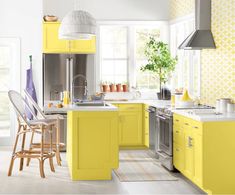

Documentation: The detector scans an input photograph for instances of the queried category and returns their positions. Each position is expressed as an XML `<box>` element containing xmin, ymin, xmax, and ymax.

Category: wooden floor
<box><xmin>0</xmin><ymin>147</ymin><xmax>205</xmax><ymax>194</ymax></box>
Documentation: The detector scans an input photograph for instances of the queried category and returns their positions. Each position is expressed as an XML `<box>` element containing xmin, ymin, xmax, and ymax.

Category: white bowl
<box><xmin>178</xmin><ymin>101</ymin><xmax>194</xmax><ymax>107</ymax></box>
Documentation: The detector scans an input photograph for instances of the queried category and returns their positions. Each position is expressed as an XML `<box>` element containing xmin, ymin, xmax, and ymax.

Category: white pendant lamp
<box><xmin>59</xmin><ymin>10</ymin><xmax>96</xmax><ymax>40</ymax></box>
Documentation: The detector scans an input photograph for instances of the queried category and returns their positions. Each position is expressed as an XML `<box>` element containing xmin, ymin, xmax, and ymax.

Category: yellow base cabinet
<box><xmin>43</xmin><ymin>22</ymin><xmax>96</xmax><ymax>54</ymax></box>
<box><xmin>173</xmin><ymin>113</ymin><xmax>235</xmax><ymax>194</ymax></box>
<box><xmin>114</xmin><ymin>103</ymin><xmax>149</xmax><ymax>148</ymax></box>
<box><xmin>67</xmin><ymin>111</ymin><xmax>119</xmax><ymax>180</ymax></box>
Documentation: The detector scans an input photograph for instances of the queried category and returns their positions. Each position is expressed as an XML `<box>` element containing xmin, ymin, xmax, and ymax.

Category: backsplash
<box><xmin>170</xmin><ymin>0</ymin><xmax>235</xmax><ymax>106</ymax></box>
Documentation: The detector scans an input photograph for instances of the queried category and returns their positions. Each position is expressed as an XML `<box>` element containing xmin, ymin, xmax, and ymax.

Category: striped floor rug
<box><xmin>114</xmin><ymin>150</ymin><xmax>178</xmax><ymax>182</ymax></box>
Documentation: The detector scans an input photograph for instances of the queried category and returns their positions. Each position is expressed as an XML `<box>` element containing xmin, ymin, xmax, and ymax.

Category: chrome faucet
<box><xmin>71</xmin><ymin>74</ymin><xmax>88</xmax><ymax>103</ymax></box>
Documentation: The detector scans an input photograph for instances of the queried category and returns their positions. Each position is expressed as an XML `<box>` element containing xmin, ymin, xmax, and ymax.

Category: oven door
<box><xmin>156</xmin><ymin>113</ymin><xmax>173</xmax><ymax>156</ymax></box>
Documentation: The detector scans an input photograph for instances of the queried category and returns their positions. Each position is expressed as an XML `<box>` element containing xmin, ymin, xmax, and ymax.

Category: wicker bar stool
<box><xmin>8</xmin><ymin>90</ymin><xmax>56</xmax><ymax>178</ymax></box>
<box><xmin>24</xmin><ymin>89</ymin><xmax>65</xmax><ymax>166</ymax></box>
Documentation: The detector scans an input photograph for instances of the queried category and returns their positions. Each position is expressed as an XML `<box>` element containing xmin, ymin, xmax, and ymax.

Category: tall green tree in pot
<box><xmin>141</xmin><ymin>37</ymin><xmax>177</xmax><ymax>99</ymax></box>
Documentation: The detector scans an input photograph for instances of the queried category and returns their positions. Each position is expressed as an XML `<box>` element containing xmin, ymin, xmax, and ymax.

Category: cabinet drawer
<box><xmin>191</xmin><ymin>120</ymin><xmax>203</xmax><ymax>135</ymax></box>
<box><xmin>173</xmin><ymin>114</ymin><xmax>183</xmax><ymax>126</ymax></box>
<box><xmin>118</xmin><ymin>104</ymin><xmax>142</xmax><ymax>112</ymax></box>
<box><xmin>173</xmin><ymin>128</ymin><xmax>184</xmax><ymax>146</ymax></box>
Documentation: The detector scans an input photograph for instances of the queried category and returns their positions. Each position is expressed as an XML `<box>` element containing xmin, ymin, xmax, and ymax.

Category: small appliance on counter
<box><xmin>216</xmin><ymin>98</ymin><xmax>234</xmax><ymax>114</ymax></box>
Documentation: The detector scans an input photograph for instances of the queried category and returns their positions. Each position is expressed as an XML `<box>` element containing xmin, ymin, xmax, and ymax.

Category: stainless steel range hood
<box><xmin>178</xmin><ymin>0</ymin><xmax>216</xmax><ymax>50</ymax></box>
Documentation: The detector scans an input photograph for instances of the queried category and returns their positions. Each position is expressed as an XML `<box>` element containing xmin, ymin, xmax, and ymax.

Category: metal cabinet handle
<box><xmin>184</xmin><ymin>123</ymin><xmax>189</xmax><ymax>126</ymax></box>
<box><xmin>193</xmin><ymin>126</ymin><xmax>199</xmax><ymax>129</ymax></box>
<box><xmin>188</xmin><ymin>136</ymin><xmax>193</xmax><ymax>147</ymax></box>
<box><xmin>175</xmin><ymin>119</ymin><xmax>179</xmax><ymax>122</ymax></box>
<box><xmin>176</xmin><ymin>130</ymin><xmax>179</xmax><ymax>133</ymax></box>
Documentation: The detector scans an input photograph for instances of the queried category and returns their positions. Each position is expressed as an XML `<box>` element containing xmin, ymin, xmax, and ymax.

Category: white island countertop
<box><xmin>173</xmin><ymin>109</ymin><xmax>235</xmax><ymax>122</ymax></box>
<box><xmin>44</xmin><ymin>103</ymin><xmax>118</xmax><ymax>114</ymax></box>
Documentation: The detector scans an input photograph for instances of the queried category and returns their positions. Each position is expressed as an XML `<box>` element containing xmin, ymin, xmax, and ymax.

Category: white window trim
<box><xmin>170</xmin><ymin>15</ymin><xmax>201</xmax><ymax>98</ymax></box>
<box><xmin>0</xmin><ymin>37</ymin><xmax>21</xmax><ymax>146</ymax></box>
<box><xmin>96</xmin><ymin>21</ymin><xmax>169</xmax><ymax>92</ymax></box>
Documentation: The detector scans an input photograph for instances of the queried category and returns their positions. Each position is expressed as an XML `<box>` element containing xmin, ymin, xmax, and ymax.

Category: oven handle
<box><xmin>156</xmin><ymin>114</ymin><xmax>167</xmax><ymax>120</ymax></box>
<box><xmin>146</xmin><ymin>109</ymin><xmax>155</xmax><ymax>113</ymax></box>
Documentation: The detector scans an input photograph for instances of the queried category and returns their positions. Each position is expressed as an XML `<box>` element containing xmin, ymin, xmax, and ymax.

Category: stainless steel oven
<box><xmin>156</xmin><ymin>108</ymin><xmax>173</xmax><ymax>170</ymax></box>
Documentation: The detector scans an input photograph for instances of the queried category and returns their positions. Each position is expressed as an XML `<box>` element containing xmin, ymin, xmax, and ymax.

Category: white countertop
<box><xmin>44</xmin><ymin>103</ymin><xmax>118</xmax><ymax>114</ymax></box>
<box><xmin>43</xmin><ymin>99</ymin><xmax>171</xmax><ymax>114</ymax></box>
<box><xmin>173</xmin><ymin>109</ymin><xmax>235</xmax><ymax>122</ymax></box>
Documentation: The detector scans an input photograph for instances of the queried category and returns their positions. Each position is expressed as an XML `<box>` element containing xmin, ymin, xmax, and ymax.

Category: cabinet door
<box><xmin>70</xmin><ymin>37</ymin><xmax>96</xmax><ymax>53</ymax></box>
<box><xmin>183</xmin><ymin>123</ymin><xmax>194</xmax><ymax>179</ymax></box>
<box><xmin>143</xmin><ymin>105</ymin><xmax>149</xmax><ymax>147</ymax></box>
<box><xmin>43</xmin><ymin>22</ymin><xmax>68</xmax><ymax>53</ymax></box>
<box><xmin>193</xmin><ymin>131</ymin><xmax>202</xmax><ymax>186</ymax></box>
<box><xmin>173</xmin><ymin>143</ymin><xmax>184</xmax><ymax>172</ymax></box>
<box><xmin>119</xmin><ymin>111</ymin><xmax>142</xmax><ymax>146</ymax></box>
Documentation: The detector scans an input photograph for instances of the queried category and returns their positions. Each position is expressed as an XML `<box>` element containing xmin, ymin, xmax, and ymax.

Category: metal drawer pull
<box><xmin>175</xmin><ymin>119</ymin><xmax>179</xmax><ymax>122</ymax></box>
<box><xmin>188</xmin><ymin>136</ymin><xmax>193</xmax><ymax>147</ymax></box>
<box><xmin>176</xmin><ymin>130</ymin><xmax>179</xmax><ymax>133</ymax></box>
<box><xmin>184</xmin><ymin>123</ymin><xmax>189</xmax><ymax>126</ymax></box>
<box><xmin>193</xmin><ymin>126</ymin><xmax>199</xmax><ymax>129</ymax></box>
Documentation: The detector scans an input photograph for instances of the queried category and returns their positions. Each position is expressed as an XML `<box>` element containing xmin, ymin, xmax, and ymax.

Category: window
<box><xmin>98</xmin><ymin>22</ymin><xmax>169</xmax><ymax>92</ymax></box>
<box><xmin>0</xmin><ymin>38</ymin><xmax>20</xmax><ymax>145</ymax></box>
<box><xmin>170</xmin><ymin>18</ymin><xmax>201</xmax><ymax>97</ymax></box>
<box><xmin>0</xmin><ymin>46</ymin><xmax>11</xmax><ymax>137</ymax></box>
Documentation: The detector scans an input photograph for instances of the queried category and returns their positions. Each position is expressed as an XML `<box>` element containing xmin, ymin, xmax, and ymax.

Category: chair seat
<box><xmin>29</xmin><ymin>119</ymin><xmax>57</xmax><ymax>126</ymax></box>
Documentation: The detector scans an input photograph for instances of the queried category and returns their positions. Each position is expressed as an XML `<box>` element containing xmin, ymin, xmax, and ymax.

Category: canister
<box><xmin>220</xmin><ymin>98</ymin><xmax>231</xmax><ymax>113</ymax></box>
<box><xmin>227</xmin><ymin>103</ymin><xmax>235</xmax><ymax>113</ymax></box>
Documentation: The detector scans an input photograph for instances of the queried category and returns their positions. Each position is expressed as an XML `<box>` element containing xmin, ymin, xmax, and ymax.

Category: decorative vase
<box><xmin>102</xmin><ymin>85</ymin><xmax>109</xmax><ymax>92</ymax></box>
<box><xmin>116</xmin><ymin>84</ymin><xmax>122</xmax><ymax>92</ymax></box>
<box><xmin>122</xmin><ymin>84</ymin><xmax>128</xmax><ymax>92</ymax></box>
<box><xmin>109</xmin><ymin>84</ymin><xmax>116</xmax><ymax>92</ymax></box>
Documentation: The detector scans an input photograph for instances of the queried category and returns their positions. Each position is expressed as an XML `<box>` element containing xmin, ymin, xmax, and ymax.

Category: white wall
<box><xmin>43</xmin><ymin>0</ymin><xmax>169</xmax><ymax>21</ymax></box>
<box><xmin>0</xmin><ymin>0</ymin><xmax>43</xmax><ymax>106</ymax></box>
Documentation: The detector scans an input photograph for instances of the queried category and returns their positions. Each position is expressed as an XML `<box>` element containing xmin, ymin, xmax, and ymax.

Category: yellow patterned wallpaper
<box><xmin>170</xmin><ymin>0</ymin><xmax>195</xmax><ymax>20</ymax></box>
<box><xmin>170</xmin><ymin>0</ymin><xmax>235</xmax><ymax>105</ymax></box>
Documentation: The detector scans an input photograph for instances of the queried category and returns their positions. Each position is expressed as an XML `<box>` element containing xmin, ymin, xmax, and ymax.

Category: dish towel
<box><xmin>25</xmin><ymin>55</ymin><xmax>38</xmax><ymax>120</ymax></box>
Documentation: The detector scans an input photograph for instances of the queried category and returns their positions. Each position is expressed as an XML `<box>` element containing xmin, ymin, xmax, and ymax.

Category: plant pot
<box><xmin>122</xmin><ymin>84</ymin><xmax>128</xmax><ymax>92</ymax></box>
<box><xmin>109</xmin><ymin>84</ymin><xmax>116</xmax><ymax>92</ymax></box>
<box><xmin>102</xmin><ymin>85</ymin><xmax>109</xmax><ymax>92</ymax></box>
<box><xmin>116</xmin><ymin>84</ymin><xmax>122</xmax><ymax>92</ymax></box>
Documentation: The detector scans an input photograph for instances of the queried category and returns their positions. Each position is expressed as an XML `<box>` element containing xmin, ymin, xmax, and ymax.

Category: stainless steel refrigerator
<box><xmin>43</xmin><ymin>53</ymin><xmax>89</xmax><ymax>103</ymax></box>
<box><xmin>43</xmin><ymin>53</ymin><xmax>89</xmax><ymax>149</ymax></box>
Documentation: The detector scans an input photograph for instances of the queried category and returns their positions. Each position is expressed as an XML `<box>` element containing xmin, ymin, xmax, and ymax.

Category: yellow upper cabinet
<box><xmin>43</xmin><ymin>22</ymin><xmax>96</xmax><ymax>54</ymax></box>
<box><xmin>43</xmin><ymin>22</ymin><xmax>68</xmax><ymax>53</ymax></box>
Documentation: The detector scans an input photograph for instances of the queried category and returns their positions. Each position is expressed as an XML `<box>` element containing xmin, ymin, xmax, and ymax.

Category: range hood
<box><xmin>178</xmin><ymin>0</ymin><xmax>216</xmax><ymax>50</ymax></box>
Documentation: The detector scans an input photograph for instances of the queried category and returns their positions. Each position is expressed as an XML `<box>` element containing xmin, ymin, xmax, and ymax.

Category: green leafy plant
<box><xmin>141</xmin><ymin>37</ymin><xmax>177</xmax><ymax>98</ymax></box>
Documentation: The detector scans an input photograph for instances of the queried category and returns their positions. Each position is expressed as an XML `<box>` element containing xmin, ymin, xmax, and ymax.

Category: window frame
<box><xmin>170</xmin><ymin>15</ymin><xmax>201</xmax><ymax>98</ymax></box>
<box><xmin>96</xmin><ymin>21</ymin><xmax>169</xmax><ymax>92</ymax></box>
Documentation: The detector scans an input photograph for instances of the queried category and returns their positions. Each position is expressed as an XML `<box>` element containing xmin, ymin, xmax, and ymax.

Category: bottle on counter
<box><xmin>63</xmin><ymin>91</ymin><xmax>70</xmax><ymax>105</ymax></box>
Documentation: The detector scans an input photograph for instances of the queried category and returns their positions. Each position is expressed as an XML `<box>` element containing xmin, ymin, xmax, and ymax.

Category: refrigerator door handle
<box><xmin>69</xmin><ymin>57</ymin><xmax>74</xmax><ymax>102</ymax></box>
<box><xmin>66</xmin><ymin>58</ymin><xmax>70</xmax><ymax>91</ymax></box>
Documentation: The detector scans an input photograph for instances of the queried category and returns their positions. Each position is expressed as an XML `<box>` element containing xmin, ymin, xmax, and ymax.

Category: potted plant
<box><xmin>116</xmin><ymin>83</ymin><xmax>122</xmax><ymax>92</ymax></box>
<box><xmin>101</xmin><ymin>81</ymin><xmax>109</xmax><ymax>92</ymax></box>
<box><xmin>141</xmin><ymin>37</ymin><xmax>177</xmax><ymax>100</ymax></box>
<box><xmin>109</xmin><ymin>83</ymin><xmax>116</xmax><ymax>92</ymax></box>
<box><xmin>122</xmin><ymin>82</ymin><xmax>128</xmax><ymax>92</ymax></box>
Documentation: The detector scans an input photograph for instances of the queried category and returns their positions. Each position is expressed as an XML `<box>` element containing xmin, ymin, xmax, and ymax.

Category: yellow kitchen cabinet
<box><xmin>115</xmin><ymin>104</ymin><xmax>145</xmax><ymax>147</ymax></box>
<box><xmin>119</xmin><ymin>110</ymin><xmax>142</xmax><ymax>146</ymax></box>
<box><xmin>143</xmin><ymin>104</ymin><xmax>149</xmax><ymax>147</ymax></box>
<box><xmin>43</xmin><ymin>22</ymin><xmax>68</xmax><ymax>53</ymax></box>
<box><xmin>67</xmin><ymin>111</ymin><xmax>119</xmax><ymax>180</ymax></box>
<box><xmin>43</xmin><ymin>22</ymin><xmax>96</xmax><ymax>53</ymax></box>
<box><xmin>173</xmin><ymin>113</ymin><xmax>235</xmax><ymax>194</ymax></box>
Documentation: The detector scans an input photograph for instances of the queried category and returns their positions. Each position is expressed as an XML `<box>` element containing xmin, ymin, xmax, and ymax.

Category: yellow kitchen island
<box><xmin>67</xmin><ymin>108</ymin><xmax>119</xmax><ymax>181</ymax></box>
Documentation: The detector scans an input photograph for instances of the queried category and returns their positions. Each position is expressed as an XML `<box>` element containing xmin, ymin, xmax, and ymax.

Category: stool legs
<box><xmin>49</xmin><ymin>125</ymin><xmax>55</xmax><ymax>172</ymax></box>
<box><xmin>26</xmin><ymin>131</ymin><xmax>35</xmax><ymax>166</ymax></box>
<box><xmin>8</xmin><ymin>123</ymin><xmax>22</xmax><ymax>176</ymax></box>
<box><xmin>19</xmin><ymin>125</ymin><xmax>27</xmax><ymax>171</ymax></box>
<box><xmin>56</xmin><ymin>120</ymin><xmax>62</xmax><ymax>166</ymax></box>
<box><xmin>39</xmin><ymin>125</ymin><xmax>45</xmax><ymax>178</ymax></box>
